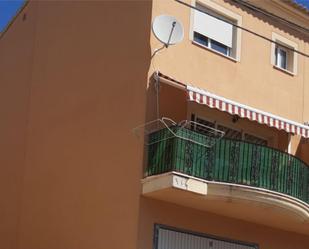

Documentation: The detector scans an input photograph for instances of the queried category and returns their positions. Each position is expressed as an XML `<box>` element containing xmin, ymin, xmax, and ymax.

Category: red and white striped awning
<box><xmin>155</xmin><ymin>72</ymin><xmax>309</xmax><ymax>138</ymax></box>
<box><xmin>187</xmin><ymin>85</ymin><xmax>309</xmax><ymax>138</ymax></box>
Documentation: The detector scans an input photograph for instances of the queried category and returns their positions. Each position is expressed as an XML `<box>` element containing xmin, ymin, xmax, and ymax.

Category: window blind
<box><xmin>193</xmin><ymin>6</ymin><xmax>233</xmax><ymax>48</ymax></box>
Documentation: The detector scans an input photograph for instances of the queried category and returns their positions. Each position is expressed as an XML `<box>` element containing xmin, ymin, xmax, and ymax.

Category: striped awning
<box><xmin>188</xmin><ymin>85</ymin><xmax>309</xmax><ymax>138</ymax></box>
<box><xmin>155</xmin><ymin>72</ymin><xmax>309</xmax><ymax>138</ymax></box>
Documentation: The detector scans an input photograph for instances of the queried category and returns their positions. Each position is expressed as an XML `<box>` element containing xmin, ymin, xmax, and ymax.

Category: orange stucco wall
<box><xmin>159</xmin><ymin>84</ymin><xmax>187</xmax><ymax>122</ymax></box>
<box><xmin>0</xmin><ymin>1</ymin><xmax>152</xmax><ymax>249</ymax></box>
<box><xmin>0</xmin><ymin>3</ymin><xmax>36</xmax><ymax>248</ymax></box>
<box><xmin>0</xmin><ymin>0</ymin><xmax>309</xmax><ymax>249</ymax></box>
<box><xmin>297</xmin><ymin>141</ymin><xmax>309</xmax><ymax>165</ymax></box>
<box><xmin>151</xmin><ymin>0</ymin><xmax>309</xmax><ymax>136</ymax></box>
<box><xmin>138</xmin><ymin>198</ymin><xmax>309</xmax><ymax>249</ymax></box>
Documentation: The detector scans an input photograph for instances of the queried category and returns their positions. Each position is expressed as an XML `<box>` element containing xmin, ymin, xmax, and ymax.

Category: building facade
<box><xmin>0</xmin><ymin>0</ymin><xmax>309</xmax><ymax>249</ymax></box>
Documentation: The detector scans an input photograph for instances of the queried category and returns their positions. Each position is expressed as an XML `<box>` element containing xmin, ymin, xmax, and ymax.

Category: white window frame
<box><xmin>190</xmin><ymin>0</ymin><xmax>242</xmax><ymax>61</ymax></box>
<box><xmin>271</xmin><ymin>32</ymin><xmax>298</xmax><ymax>75</ymax></box>
<box><xmin>193</xmin><ymin>33</ymin><xmax>232</xmax><ymax>57</ymax></box>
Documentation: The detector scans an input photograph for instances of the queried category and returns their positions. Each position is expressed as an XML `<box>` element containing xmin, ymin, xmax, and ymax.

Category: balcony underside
<box><xmin>142</xmin><ymin>172</ymin><xmax>309</xmax><ymax>235</ymax></box>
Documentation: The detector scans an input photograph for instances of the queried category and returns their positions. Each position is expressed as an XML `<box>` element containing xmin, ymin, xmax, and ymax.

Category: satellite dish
<box><xmin>152</xmin><ymin>15</ymin><xmax>184</xmax><ymax>47</ymax></box>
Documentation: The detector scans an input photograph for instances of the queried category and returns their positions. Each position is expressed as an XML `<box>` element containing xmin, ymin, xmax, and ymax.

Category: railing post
<box><xmin>251</xmin><ymin>145</ymin><xmax>261</xmax><ymax>186</ymax></box>
<box><xmin>270</xmin><ymin>151</ymin><xmax>279</xmax><ymax>191</ymax></box>
<box><xmin>229</xmin><ymin>140</ymin><xmax>240</xmax><ymax>183</ymax></box>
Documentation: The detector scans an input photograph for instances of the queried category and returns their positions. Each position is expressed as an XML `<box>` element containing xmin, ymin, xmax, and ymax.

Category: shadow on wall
<box><xmin>224</xmin><ymin>0</ymin><xmax>309</xmax><ymax>42</ymax></box>
<box><xmin>0</xmin><ymin>1</ymin><xmax>153</xmax><ymax>249</ymax></box>
<box><xmin>296</xmin><ymin>137</ymin><xmax>309</xmax><ymax>165</ymax></box>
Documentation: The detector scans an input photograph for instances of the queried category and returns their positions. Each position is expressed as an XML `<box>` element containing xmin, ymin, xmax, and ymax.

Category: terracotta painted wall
<box><xmin>150</xmin><ymin>0</ymin><xmax>309</xmax><ymax>125</ymax></box>
<box><xmin>159</xmin><ymin>84</ymin><xmax>187</xmax><ymax>122</ymax></box>
<box><xmin>141</xmin><ymin>1</ymin><xmax>309</xmax><ymax>247</ymax></box>
<box><xmin>0</xmin><ymin>0</ymin><xmax>308</xmax><ymax>249</ymax></box>
<box><xmin>302</xmin><ymin>41</ymin><xmax>309</xmax><ymax>125</ymax></box>
<box><xmin>0</xmin><ymin>3</ymin><xmax>37</xmax><ymax>248</ymax></box>
<box><xmin>297</xmin><ymin>140</ymin><xmax>309</xmax><ymax>165</ymax></box>
<box><xmin>138</xmin><ymin>197</ymin><xmax>309</xmax><ymax>249</ymax></box>
<box><xmin>0</xmin><ymin>1</ymin><xmax>152</xmax><ymax>249</ymax></box>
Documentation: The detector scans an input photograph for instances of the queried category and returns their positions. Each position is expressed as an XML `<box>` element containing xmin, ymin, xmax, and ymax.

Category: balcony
<box><xmin>142</xmin><ymin>126</ymin><xmax>309</xmax><ymax>234</ymax></box>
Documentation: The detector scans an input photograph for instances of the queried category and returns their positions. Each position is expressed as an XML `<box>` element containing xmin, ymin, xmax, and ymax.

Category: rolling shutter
<box><xmin>156</xmin><ymin>226</ymin><xmax>257</xmax><ymax>249</ymax></box>
<box><xmin>193</xmin><ymin>5</ymin><xmax>233</xmax><ymax>47</ymax></box>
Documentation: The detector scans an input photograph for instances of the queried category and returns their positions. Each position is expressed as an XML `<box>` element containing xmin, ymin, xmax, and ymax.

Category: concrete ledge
<box><xmin>142</xmin><ymin>173</ymin><xmax>207</xmax><ymax>195</ymax></box>
<box><xmin>142</xmin><ymin>172</ymin><xmax>309</xmax><ymax>235</ymax></box>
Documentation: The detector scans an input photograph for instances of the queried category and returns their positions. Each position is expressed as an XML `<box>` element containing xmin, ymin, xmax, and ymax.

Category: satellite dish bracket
<box><xmin>165</xmin><ymin>21</ymin><xmax>177</xmax><ymax>48</ymax></box>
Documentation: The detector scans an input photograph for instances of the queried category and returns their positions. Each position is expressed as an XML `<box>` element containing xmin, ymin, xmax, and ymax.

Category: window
<box><xmin>195</xmin><ymin>117</ymin><xmax>243</xmax><ymax>140</ymax></box>
<box><xmin>195</xmin><ymin>116</ymin><xmax>268</xmax><ymax>146</ymax></box>
<box><xmin>196</xmin><ymin>117</ymin><xmax>215</xmax><ymax>129</ymax></box>
<box><xmin>210</xmin><ymin>38</ymin><xmax>230</xmax><ymax>56</ymax></box>
<box><xmin>275</xmin><ymin>46</ymin><xmax>287</xmax><ymax>70</ymax></box>
<box><xmin>193</xmin><ymin>32</ymin><xmax>230</xmax><ymax>56</ymax></box>
<box><xmin>195</xmin><ymin>117</ymin><xmax>216</xmax><ymax>136</ymax></box>
<box><xmin>217</xmin><ymin>124</ymin><xmax>242</xmax><ymax>140</ymax></box>
<box><xmin>244</xmin><ymin>133</ymin><xmax>268</xmax><ymax>146</ymax></box>
<box><xmin>191</xmin><ymin>1</ymin><xmax>242</xmax><ymax>60</ymax></box>
<box><xmin>193</xmin><ymin>32</ymin><xmax>208</xmax><ymax>47</ymax></box>
<box><xmin>271</xmin><ymin>33</ymin><xmax>298</xmax><ymax>75</ymax></box>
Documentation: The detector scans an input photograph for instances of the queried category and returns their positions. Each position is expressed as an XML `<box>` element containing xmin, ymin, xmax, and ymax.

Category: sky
<box><xmin>296</xmin><ymin>0</ymin><xmax>309</xmax><ymax>9</ymax></box>
<box><xmin>0</xmin><ymin>0</ymin><xmax>25</xmax><ymax>32</ymax></box>
<box><xmin>0</xmin><ymin>0</ymin><xmax>308</xmax><ymax>32</ymax></box>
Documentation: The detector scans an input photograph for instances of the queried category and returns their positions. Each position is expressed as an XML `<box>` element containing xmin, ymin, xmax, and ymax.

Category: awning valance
<box><xmin>157</xmin><ymin>72</ymin><xmax>309</xmax><ymax>138</ymax></box>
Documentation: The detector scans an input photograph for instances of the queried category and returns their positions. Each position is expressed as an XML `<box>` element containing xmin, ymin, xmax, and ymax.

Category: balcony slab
<box><xmin>142</xmin><ymin>172</ymin><xmax>309</xmax><ymax>235</ymax></box>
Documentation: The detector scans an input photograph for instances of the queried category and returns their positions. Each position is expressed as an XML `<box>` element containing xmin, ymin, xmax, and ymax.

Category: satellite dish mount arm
<box><xmin>165</xmin><ymin>21</ymin><xmax>176</xmax><ymax>48</ymax></box>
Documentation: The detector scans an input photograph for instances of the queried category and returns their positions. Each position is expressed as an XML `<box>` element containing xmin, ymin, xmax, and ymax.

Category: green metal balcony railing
<box><xmin>146</xmin><ymin>126</ymin><xmax>309</xmax><ymax>203</ymax></box>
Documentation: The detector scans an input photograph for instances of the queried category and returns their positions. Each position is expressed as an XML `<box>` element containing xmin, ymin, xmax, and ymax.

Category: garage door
<box><xmin>155</xmin><ymin>225</ymin><xmax>258</xmax><ymax>249</ymax></box>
